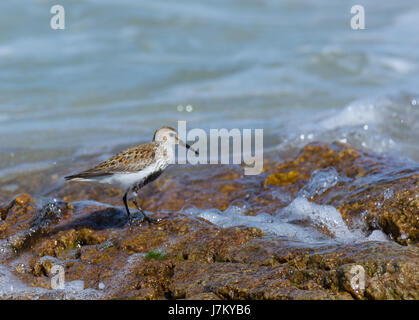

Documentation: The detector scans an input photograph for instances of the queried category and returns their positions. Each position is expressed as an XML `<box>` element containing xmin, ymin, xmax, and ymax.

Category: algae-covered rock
<box><xmin>0</xmin><ymin>141</ymin><xmax>418</xmax><ymax>300</ymax></box>
<box><xmin>264</xmin><ymin>142</ymin><xmax>419</xmax><ymax>244</ymax></box>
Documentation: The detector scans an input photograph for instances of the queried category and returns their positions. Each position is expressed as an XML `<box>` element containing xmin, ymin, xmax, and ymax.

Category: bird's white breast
<box><xmin>98</xmin><ymin>157</ymin><xmax>169</xmax><ymax>190</ymax></box>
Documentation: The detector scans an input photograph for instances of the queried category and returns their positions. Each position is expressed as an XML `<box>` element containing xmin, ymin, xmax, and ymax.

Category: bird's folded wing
<box><xmin>65</xmin><ymin>142</ymin><xmax>157</xmax><ymax>180</ymax></box>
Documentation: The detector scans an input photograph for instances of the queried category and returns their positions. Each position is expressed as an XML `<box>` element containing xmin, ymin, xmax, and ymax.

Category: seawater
<box><xmin>0</xmin><ymin>0</ymin><xmax>418</xmax><ymax>182</ymax></box>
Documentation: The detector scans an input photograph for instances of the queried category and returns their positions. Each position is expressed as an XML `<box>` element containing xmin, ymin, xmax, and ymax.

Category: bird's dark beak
<box><xmin>177</xmin><ymin>137</ymin><xmax>199</xmax><ymax>155</ymax></box>
<box><xmin>186</xmin><ymin>143</ymin><xmax>199</xmax><ymax>156</ymax></box>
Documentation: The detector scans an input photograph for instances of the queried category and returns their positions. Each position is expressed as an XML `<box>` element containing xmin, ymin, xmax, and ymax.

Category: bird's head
<box><xmin>153</xmin><ymin>126</ymin><xmax>199</xmax><ymax>155</ymax></box>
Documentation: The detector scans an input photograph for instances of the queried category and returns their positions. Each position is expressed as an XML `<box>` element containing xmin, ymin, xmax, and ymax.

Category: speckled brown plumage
<box><xmin>65</xmin><ymin>142</ymin><xmax>158</xmax><ymax>179</ymax></box>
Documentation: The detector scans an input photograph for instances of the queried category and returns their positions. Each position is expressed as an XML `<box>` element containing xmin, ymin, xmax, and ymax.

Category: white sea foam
<box><xmin>183</xmin><ymin>197</ymin><xmax>388</xmax><ymax>244</ymax></box>
<box><xmin>366</xmin><ymin>230</ymin><xmax>389</xmax><ymax>242</ymax></box>
<box><xmin>298</xmin><ymin>167</ymin><xmax>342</xmax><ymax>199</ymax></box>
<box><xmin>277</xmin><ymin>94</ymin><xmax>419</xmax><ymax>161</ymax></box>
<box><xmin>319</xmin><ymin>100</ymin><xmax>379</xmax><ymax>130</ymax></box>
<box><xmin>379</xmin><ymin>57</ymin><xmax>416</xmax><ymax>74</ymax></box>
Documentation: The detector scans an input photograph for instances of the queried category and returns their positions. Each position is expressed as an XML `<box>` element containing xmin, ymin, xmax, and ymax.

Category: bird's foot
<box><xmin>141</xmin><ymin>213</ymin><xmax>162</xmax><ymax>224</ymax></box>
<box><xmin>128</xmin><ymin>211</ymin><xmax>162</xmax><ymax>225</ymax></box>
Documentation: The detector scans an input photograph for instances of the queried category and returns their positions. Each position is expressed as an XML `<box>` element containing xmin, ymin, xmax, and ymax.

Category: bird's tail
<box><xmin>65</xmin><ymin>171</ymin><xmax>111</xmax><ymax>181</ymax></box>
<box><xmin>64</xmin><ymin>174</ymin><xmax>81</xmax><ymax>181</ymax></box>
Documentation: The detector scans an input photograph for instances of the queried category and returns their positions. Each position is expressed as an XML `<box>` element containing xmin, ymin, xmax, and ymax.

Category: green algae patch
<box><xmin>145</xmin><ymin>250</ymin><xmax>167</xmax><ymax>261</ymax></box>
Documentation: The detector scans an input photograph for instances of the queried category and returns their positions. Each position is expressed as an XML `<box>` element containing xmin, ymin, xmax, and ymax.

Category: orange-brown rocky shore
<box><xmin>0</xmin><ymin>142</ymin><xmax>418</xmax><ymax>299</ymax></box>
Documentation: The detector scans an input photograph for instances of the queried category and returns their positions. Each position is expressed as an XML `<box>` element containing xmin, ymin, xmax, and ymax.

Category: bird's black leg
<box><xmin>132</xmin><ymin>198</ymin><xmax>159</xmax><ymax>224</ymax></box>
<box><xmin>122</xmin><ymin>192</ymin><xmax>132</xmax><ymax>225</ymax></box>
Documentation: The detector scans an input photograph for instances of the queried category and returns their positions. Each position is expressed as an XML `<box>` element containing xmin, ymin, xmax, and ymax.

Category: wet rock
<box><xmin>4</xmin><ymin>194</ymin><xmax>416</xmax><ymax>300</ymax></box>
<box><xmin>337</xmin><ymin>187</ymin><xmax>418</xmax><ymax>245</ymax></box>
<box><xmin>168</xmin><ymin>225</ymin><xmax>264</xmax><ymax>263</ymax></box>
<box><xmin>186</xmin><ymin>292</ymin><xmax>220</xmax><ymax>300</ymax></box>
<box><xmin>0</xmin><ymin>193</ymin><xmax>36</xmax><ymax>224</ymax></box>
<box><xmin>0</xmin><ymin>142</ymin><xmax>418</xmax><ymax>299</ymax></box>
<box><xmin>0</xmin><ymin>196</ymin><xmax>74</xmax><ymax>258</ymax></box>
<box><xmin>264</xmin><ymin>142</ymin><xmax>419</xmax><ymax>244</ymax></box>
<box><xmin>264</xmin><ymin>142</ymin><xmax>365</xmax><ymax>189</ymax></box>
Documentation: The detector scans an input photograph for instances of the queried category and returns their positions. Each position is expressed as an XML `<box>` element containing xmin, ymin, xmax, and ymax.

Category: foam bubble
<box><xmin>298</xmin><ymin>167</ymin><xmax>342</xmax><ymax>199</ymax></box>
<box><xmin>281</xmin><ymin>197</ymin><xmax>364</xmax><ymax>242</ymax></box>
<box><xmin>366</xmin><ymin>230</ymin><xmax>389</xmax><ymax>242</ymax></box>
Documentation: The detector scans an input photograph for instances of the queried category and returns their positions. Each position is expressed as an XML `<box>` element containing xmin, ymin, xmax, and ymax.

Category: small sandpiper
<box><xmin>65</xmin><ymin>126</ymin><xmax>198</xmax><ymax>224</ymax></box>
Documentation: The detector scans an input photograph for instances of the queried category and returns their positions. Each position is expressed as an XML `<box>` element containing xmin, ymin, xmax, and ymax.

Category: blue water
<box><xmin>0</xmin><ymin>0</ymin><xmax>418</xmax><ymax>183</ymax></box>
<box><xmin>1</xmin><ymin>1</ymin><xmax>419</xmax><ymax>299</ymax></box>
